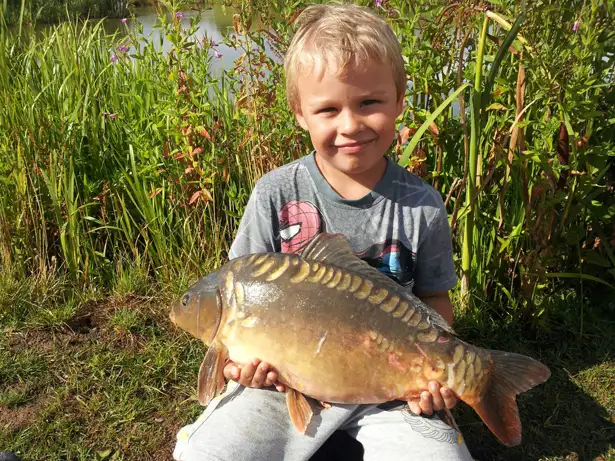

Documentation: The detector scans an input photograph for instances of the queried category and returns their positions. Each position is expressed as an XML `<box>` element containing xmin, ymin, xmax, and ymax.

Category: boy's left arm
<box><xmin>416</xmin><ymin>290</ymin><xmax>454</xmax><ymax>325</ymax></box>
<box><xmin>409</xmin><ymin>190</ymin><xmax>459</xmax><ymax>416</ymax></box>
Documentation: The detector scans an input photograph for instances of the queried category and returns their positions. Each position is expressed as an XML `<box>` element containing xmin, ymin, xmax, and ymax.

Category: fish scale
<box><xmin>170</xmin><ymin>233</ymin><xmax>551</xmax><ymax>447</ymax></box>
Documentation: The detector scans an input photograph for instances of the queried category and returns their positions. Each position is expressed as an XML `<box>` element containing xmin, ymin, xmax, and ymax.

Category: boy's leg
<box><xmin>343</xmin><ymin>403</ymin><xmax>475</xmax><ymax>461</ymax></box>
<box><xmin>173</xmin><ymin>381</ymin><xmax>361</xmax><ymax>461</ymax></box>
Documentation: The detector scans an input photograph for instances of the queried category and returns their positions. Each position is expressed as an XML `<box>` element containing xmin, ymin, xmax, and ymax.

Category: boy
<box><xmin>173</xmin><ymin>3</ymin><xmax>474</xmax><ymax>460</ymax></box>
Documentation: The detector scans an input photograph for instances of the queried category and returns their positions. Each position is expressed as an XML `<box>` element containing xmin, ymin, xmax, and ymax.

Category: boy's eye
<box><xmin>362</xmin><ymin>99</ymin><xmax>379</xmax><ymax>106</ymax></box>
<box><xmin>317</xmin><ymin>107</ymin><xmax>336</xmax><ymax>114</ymax></box>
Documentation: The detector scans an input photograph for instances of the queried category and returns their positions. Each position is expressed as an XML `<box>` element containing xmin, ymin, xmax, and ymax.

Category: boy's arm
<box><xmin>408</xmin><ymin>191</ymin><xmax>458</xmax><ymax>414</ymax></box>
<box><xmin>415</xmin><ymin>290</ymin><xmax>454</xmax><ymax>325</ymax></box>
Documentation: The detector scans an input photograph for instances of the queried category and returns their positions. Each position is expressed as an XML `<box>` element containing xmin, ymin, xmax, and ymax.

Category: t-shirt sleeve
<box><xmin>228</xmin><ymin>180</ymin><xmax>279</xmax><ymax>260</ymax></box>
<box><xmin>413</xmin><ymin>193</ymin><xmax>457</xmax><ymax>294</ymax></box>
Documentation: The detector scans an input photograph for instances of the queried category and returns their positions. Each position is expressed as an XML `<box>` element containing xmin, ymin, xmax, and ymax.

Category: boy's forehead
<box><xmin>296</xmin><ymin>52</ymin><xmax>389</xmax><ymax>83</ymax></box>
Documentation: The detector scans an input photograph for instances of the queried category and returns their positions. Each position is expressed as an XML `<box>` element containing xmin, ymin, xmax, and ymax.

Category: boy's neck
<box><xmin>314</xmin><ymin>153</ymin><xmax>387</xmax><ymax>201</ymax></box>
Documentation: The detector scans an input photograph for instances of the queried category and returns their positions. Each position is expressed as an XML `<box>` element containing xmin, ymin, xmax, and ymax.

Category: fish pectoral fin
<box><xmin>285</xmin><ymin>388</ymin><xmax>313</xmax><ymax>434</ymax></box>
<box><xmin>197</xmin><ymin>342</ymin><xmax>228</xmax><ymax>406</ymax></box>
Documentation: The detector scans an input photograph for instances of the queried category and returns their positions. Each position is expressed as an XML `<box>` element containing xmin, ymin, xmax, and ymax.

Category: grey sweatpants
<box><xmin>173</xmin><ymin>381</ymin><xmax>474</xmax><ymax>461</ymax></box>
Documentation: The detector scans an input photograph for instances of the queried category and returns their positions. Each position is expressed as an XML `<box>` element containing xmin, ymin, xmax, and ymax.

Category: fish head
<box><xmin>170</xmin><ymin>272</ymin><xmax>222</xmax><ymax>345</ymax></box>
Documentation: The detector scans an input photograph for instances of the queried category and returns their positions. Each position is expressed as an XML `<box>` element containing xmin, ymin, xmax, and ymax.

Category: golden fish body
<box><xmin>170</xmin><ymin>233</ymin><xmax>550</xmax><ymax>447</ymax></box>
<box><xmin>216</xmin><ymin>252</ymin><xmax>483</xmax><ymax>405</ymax></box>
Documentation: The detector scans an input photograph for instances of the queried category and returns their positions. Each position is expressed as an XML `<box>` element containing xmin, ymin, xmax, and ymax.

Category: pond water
<box><xmin>100</xmin><ymin>4</ymin><xmax>277</xmax><ymax>74</ymax></box>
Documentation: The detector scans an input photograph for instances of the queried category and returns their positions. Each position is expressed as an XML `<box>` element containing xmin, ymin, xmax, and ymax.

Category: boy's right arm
<box><xmin>222</xmin><ymin>181</ymin><xmax>287</xmax><ymax>391</ymax></box>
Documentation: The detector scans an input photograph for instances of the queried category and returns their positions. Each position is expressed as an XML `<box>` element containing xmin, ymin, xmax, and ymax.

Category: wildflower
<box><xmin>211</xmin><ymin>39</ymin><xmax>217</xmax><ymax>47</ymax></box>
<box><xmin>375</xmin><ymin>0</ymin><xmax>383</xmax><ymax>7</ymax></box>
<box><xmin>176</xmin><ymin>11</ymin><xmax>184</xmax><ymax>20</ymax></box>
<box><xmin>573</xmin><ymin>20</ymin><xmax>580</xmax><ymax>32</ymax></box>
<box><xmin>103</xmin><ymin>112</ymin><xmax>118</xmax><ymax>119</ymax></box>
<box><xmin>118</xmin><ymin>45</ymin><xmax>129</xmax><ymax>53</ymax></box>
<box><xmin>110</xmin><ymin>54</ymin><xmax>119</xmax><ymax>63</ymax></box>
<box><xmin>121</xmin><ymin>18</ymin><xmax>127</xmax><ymax>25</ymax></box>
<box><xmin>214</xmin><ymin>50</ymin><xmax>222</xmax><ymax>58</ymax></box>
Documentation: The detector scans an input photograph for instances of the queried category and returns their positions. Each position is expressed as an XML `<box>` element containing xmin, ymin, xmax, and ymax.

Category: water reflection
<box><xmin>102</xmin><ymin>5</ymin><xmax>275</xmax><ymax>74</ymax></box>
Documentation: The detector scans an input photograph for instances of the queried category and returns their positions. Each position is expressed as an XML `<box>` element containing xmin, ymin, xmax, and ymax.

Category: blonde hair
<box><xmin>284</xmin><ymin>3</ymin><xmax>406</xmax><ymax>113</ymax></box>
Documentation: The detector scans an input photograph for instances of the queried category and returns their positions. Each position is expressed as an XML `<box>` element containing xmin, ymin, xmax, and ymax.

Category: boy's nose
<box><xmin>339</xmin><ymin>109</ymin><xmax>362</xmax><ymax>134</ymax></box>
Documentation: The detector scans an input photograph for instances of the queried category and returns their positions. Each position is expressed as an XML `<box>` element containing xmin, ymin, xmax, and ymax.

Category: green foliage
<box><xmin>0</xmin><ymin>0</ymin><xmax>613</xmax><ymax>327</ymax></box>
<box><xmin>1</xmin><ymin>0</ymin><xmax>131</xmax><ymax>25</ymax></box>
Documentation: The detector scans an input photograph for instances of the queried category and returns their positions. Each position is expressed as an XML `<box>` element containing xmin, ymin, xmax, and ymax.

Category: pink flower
<box><xmin>103</xmin><ymin>112</ymin><xmax>118</xmax><ymax>119</ymax></box>
<box><xmin>214</xmin><ymin>50</ymin><xmax>222</xmax><ymax>58</ymax></box>
<box><xmin>375</xmin><ymin>0</ymin><xmax>383</xmax><ymax>7</ymax></box>
<box><xmin>118</xmin><ymin>45</ymin><xmax>129</xmax><ymax>53</ymax></box>
<box><xmin>110</xmin><ymin>54</ymin><xmax>119</xmax><ymax>63</ymax></box>
<box><xmin>573</xmin><ymin>20</ymin><xmax>580</xmax><ymax>32</ymax></box>
<box><xmin>176</xmin><ymin>12</ymin><xmax>184</xmax><ymax>20</ymax></box>
<box><xmin>121</xmin><ymin>18</ymin><xmax>127</xmax><ymax>25</ymax></box>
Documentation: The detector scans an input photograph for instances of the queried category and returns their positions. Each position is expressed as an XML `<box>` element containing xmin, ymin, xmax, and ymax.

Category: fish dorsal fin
<box><xmin>300</xmin><ymin>233</ymin><xmax>456</xmax><ymax>335</ymax></box>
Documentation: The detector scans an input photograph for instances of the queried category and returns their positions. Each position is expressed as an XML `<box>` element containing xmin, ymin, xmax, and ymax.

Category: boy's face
<box><xmin>294</xmin><ymin>57</ymin><xmax>403</xmax><ymax>180</ymax></box>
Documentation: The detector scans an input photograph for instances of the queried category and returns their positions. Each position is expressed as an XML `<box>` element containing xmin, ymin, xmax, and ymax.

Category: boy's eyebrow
<box><xmin>307</xmin><ymin>90</ymin><xmax>390</xmax><ymax>107</ymax></box>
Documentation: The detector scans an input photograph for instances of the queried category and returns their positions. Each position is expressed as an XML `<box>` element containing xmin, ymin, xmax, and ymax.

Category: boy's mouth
<box><xmin>335</xmin><ymin>139</ymin><xmax>375</xmax><ymax>153</ymax></box>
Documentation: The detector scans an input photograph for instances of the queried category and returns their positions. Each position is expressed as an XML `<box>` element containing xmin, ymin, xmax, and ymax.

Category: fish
<box><xmin>169</xmin><ymin>232</ymin><xmax>551</xmax><ymax>447</ymax></box>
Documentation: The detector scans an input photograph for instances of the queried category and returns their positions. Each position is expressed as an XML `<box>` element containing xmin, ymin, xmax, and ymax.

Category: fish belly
<box><xmin>221</xmin><ymin>312</ymin><xmax>435</xmax><ymax>404</ymax></box>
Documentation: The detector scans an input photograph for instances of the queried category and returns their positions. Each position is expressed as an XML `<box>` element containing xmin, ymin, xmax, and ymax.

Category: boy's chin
<box><xmin>315</xmin><ymin>150</ymin><xmax>387</xmax><ymax>180</ymax></box>
<box><xmin>332</xmin><ymin>158</ymin><xmax>386</xmax><ymax>178</ymax></box>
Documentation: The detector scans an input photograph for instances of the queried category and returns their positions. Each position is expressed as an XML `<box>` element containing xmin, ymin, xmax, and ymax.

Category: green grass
<box><xmin>0</xmin><ymin>280</ymin><xmax>613</xmax><ymax>461</ymax></box>
<box><xmin>0</xmin><ymin>290</ymin><xmax>205</xmax><ymax>460</ymax></box>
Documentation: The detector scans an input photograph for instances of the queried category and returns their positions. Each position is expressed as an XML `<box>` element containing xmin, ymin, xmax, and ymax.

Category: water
<box><xmin>101</xmin><ymin>4</ymin><xmax>277</xmax><ymax>73</ymax></box>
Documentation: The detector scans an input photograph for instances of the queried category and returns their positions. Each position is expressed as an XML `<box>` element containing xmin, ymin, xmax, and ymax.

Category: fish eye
<box><xmin>181</xmin><ymin>294</ymin><xmax>190</xmax><ymax>307</ymax></box>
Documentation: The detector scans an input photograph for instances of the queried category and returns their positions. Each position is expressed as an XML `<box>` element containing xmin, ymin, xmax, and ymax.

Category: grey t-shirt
<box><xmin>228</xmin><ymin>152</ymin><xmax>456</xmax><ymax>294</ymax></box>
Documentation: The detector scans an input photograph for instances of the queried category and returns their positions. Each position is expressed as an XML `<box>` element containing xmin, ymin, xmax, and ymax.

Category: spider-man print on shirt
<box><xmin>279</xmin><ymin>200</ymin><xmax>324</xmax><ymax>253</ymax></box>
<box><xmin>356</xmin><ymin>240</ymin><xmax>416</xmax><ymax>287</ymax></box>
<box><xmin>278</xmin><ymin>200</ymin><xmax>414</xmax><ymax>286</ymax></box>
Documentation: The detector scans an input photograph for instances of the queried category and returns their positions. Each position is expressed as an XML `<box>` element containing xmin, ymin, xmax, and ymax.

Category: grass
<box><xmin>0</xmin><ymin>279</ymin><xmax>613</xmax><ymax>461</ymax></box>
<box><xmin>0</xmin><ymin>288</ymin><xmax>205</xmax><ymax>460</ymax></box>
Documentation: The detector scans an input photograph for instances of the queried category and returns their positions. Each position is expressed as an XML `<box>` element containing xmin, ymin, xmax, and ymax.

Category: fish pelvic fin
<box><xmin>286</xmin><ymin>388</ymin><xmax>313</xmax><ymax>434</ymax></box>
<box><xmin>197</xmin><ymin>341</ymin><xmax>227</xmax><ymax>406</ymax></box>
<box><xmin>470</xmin><ymin>350</ymin><xmax>550</xmax><ymax>447</ymax></box>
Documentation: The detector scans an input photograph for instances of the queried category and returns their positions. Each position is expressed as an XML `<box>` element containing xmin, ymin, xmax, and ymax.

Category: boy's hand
<box><xmin>408</xmin><ymin>381</ymin><xmax>457</xmax><ymax>415</ymax></box>
<box><xmin>223</xmin><ymin>359</ymin><xmax>286</xmax><ymax>392</ymax></box>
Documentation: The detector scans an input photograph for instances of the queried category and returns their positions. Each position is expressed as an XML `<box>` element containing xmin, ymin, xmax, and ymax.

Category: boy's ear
<box><xmin>396</xmin><ymin>94</ymin><xmax>404</xmax><ymax>117</ymax></box>
<box><xmin>295</xmin><ymin>111</ymin><xmax>309</xmax><ymax>131</ymax></box>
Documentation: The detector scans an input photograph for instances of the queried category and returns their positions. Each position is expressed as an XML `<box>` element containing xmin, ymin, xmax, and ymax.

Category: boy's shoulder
<box><xmin>380</xmin><ymin>159</ymin><xmax>446</xmax><ymax>211</ymax></box>
<box><xmin>254</xmin><ymin>156</ymin><xmax>307</xmax><ymax>187</ymax></box>
<box><xmin>252</xmin><ymin>154</ymin><xmax>445</xmax><ymax>214</ymax></box>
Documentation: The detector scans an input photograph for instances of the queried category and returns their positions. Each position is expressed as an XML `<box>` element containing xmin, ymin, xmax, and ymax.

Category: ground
<box><xmin>0</xmin><ymin>289</ymin><xmax>613</xmax><ymax>460</ymax></box>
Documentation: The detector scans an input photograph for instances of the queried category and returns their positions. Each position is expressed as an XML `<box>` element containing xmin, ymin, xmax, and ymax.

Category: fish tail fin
<box><xmin>470</xmin><ymin>350</ymin><xmax>550</xmax><ymax>447</ymax></box>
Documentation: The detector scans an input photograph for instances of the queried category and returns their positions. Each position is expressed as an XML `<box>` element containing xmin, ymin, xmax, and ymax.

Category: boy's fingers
<box><xmin>408</xmin><ymin>400</ymin><xmax>421</xmax><ymax>415</ymax></box>
<box><xmin>264</xmin><ymin>370</ymin><xmax>278</xmax><ymax>387</ymax></box>
<box><xmin>251</xmin><ymin>361</ymin><xmax>270</xmax><ymax>387</ymax></box>
<box><xmin>275</xmin><ymin>382</ymin><xmax>286</xmax><ymax>392</ymax></box>
<box><xmin>237</xmin><ymin>361</ymin><xmax>257</xmax><ymax>386</ymax></box>
<box><xmin>223</xmin><ymin>362</ymin><xmax>238</xmax><ymax>380</ymax></box>
<box><xmin>428</xmin><ymin>381</ymin><xmax>445</xmax><ymax>411</ymax></box>
<box><xmin>441</xmin><ymin>387</ymin><xmax>458</xmax><ymax>409</ymax></box>
<box><xmin>419</xmin><ymin>391</ymin><xmax>433</xmax><ymax>415</ymax></box>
